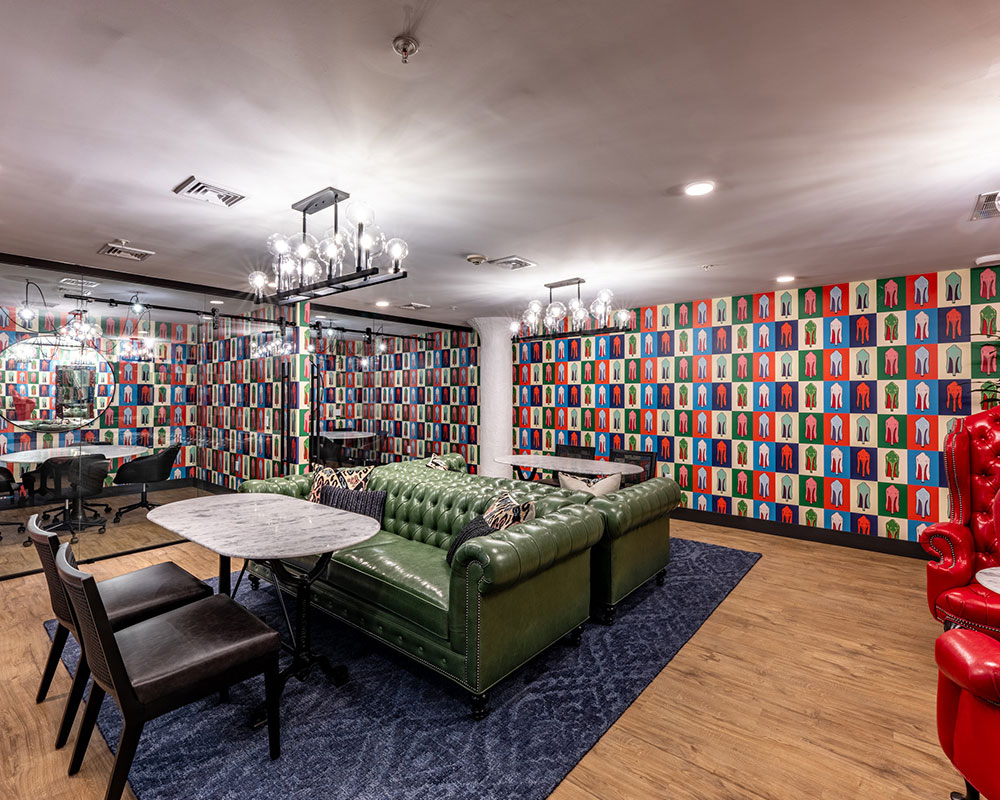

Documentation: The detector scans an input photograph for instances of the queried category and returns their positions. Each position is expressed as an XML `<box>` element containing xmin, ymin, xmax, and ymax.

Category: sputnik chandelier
<box><xmin>510</xmin><ymin>278</ymin><xmax>633</xmax><ymax>340</ymax></box>
<box><xmin>249</xmin><ymin>186</ymin><xmax>409</xmax><ymax>306</ymax></box>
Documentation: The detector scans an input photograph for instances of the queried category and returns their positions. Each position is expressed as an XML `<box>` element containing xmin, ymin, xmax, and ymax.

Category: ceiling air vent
<box><xmin>59</xmin><ymin>277</ymin><xmax>100</xmax><ymax>289</ymax></box>
<box><xmin>398</xmin><ymin>301</ymin><xmax>431</xmax><ymax>310</ymax></box>
<box><xmin>488</xmin><ymin>255</ymin><xmax>536</xmax><ymax>271</ymax></box>
<box><xmin>172</xmin><ymin>175</ymin><xmax>246</xmax><ymax>208</ymax></box>
<box><xmin>972</xmin><ymin>192</ymin><xmax>1000</xmax><ymax>221</ymax></box>
<box><xmin>97</xmin><ymin>239</ymin><xmax>155</xmax><ymax>261</ymax></box>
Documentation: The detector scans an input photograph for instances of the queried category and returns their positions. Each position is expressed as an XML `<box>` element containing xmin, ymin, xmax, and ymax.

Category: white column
<box><xmin>469</xmin><ymin>317</ymin><xmax>513</xmax><ymax>478</ymax></box>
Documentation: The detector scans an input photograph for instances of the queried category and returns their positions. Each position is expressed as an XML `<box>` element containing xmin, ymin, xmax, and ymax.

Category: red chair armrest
<box><xmin>936</xmin><ymin>629</ymin><xmax>1000</xmax><ymax>705</ymax></box>
<box><xmin>920</xmin><ymin>522</ymin><xmax>976</xmax><ymax>618</ymax></box>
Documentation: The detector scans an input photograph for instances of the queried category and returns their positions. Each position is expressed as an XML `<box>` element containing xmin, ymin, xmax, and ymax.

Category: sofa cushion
<box><xmin>558</xmin><ymin>472</ymin><xmax>622</xmax><ymax>496</ymax></box>
<box><xmin>483</xmin><ymin>491</ymin><xmax>535</xmax><ymax>529</ymax></box>
<box><xmin>426</xmin><ymin>454</ymin><xmax>451</xmax><ymax>471</ymax></box>
<box><xmin>446</xmin><ymin>515</ymin><xmax>492</xmax><ymax>566</ymax></box>
<box><xmin>329</xmin><ymin>537</ymin><xmax>451</xmax><ymax>639</ymax></box>
<box><xmin>320</xmin><ymin>486</ymin><xmax>387</xmax><ymax>522</ymax></box>
<box><xmin>307</xmin><ymin>465</ymin><xmax>375</xmax><ymax>503</ymax></box>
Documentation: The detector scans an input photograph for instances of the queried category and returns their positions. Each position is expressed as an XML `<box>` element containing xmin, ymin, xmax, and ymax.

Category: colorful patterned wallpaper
<box><xmin>315</xmin><ymin>329</ymin><xmax>480</xmax><ymax>470</ymax></box>
<box><xmin>512</xmin><ymin>268</ymin><xmax>998</xmax><ymax>541</ymax></box>
<box><xmin>0</xmin><ymin>310</ymin><xmax>198</xmax><ymax>482</ymax></box>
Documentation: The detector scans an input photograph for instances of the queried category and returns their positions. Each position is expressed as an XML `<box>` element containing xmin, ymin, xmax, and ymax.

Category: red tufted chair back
<box><xmin>947</xmin><ymin>408</ymin><xmax>1000</xmax><ymax>571</ymax></box>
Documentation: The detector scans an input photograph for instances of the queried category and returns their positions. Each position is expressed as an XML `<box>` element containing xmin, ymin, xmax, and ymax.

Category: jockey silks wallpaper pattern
<box><xmin>512</xmin><ymin>267</ymin><xmax>1000</xmax><ymax>540</ymax></box>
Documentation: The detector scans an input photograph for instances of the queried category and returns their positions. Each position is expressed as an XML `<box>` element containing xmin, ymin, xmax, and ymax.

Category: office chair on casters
<box><xmin>37</xmin><ymin>456</ymin><xmax>112</xmax><ymax>543</ymax></box>
<box><xmin>112</xmin><ymin>445</ymin><xmax>180</xmax><ymax>523</ymax></box>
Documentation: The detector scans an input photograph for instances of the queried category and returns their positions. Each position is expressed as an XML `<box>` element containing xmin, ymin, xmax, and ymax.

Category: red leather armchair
<box><xmin>936</xmin><ymin>629</ymin><xmax>1000</xmax><ymax>800</ymax></box>
<box><xmin>920</xmin><ymin>408</ymin><xmax>1000</xmax><ymax>636</ymax></box>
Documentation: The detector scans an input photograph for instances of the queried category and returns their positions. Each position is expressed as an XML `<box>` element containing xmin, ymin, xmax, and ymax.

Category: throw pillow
<box><xmin>427</xmin><ymin>454</ymin><xmax>451</xmax><ymax>471</ymax></box>
<box><xmin>558</xmin><ymin>471</ymin><xmax>622</xmax><ymax>497</ymax></box>
<box><xmin>446</xmin><ymin>515</ymin><xmax>493</xmax><ymax>566</ymax></box>
<box><xmin>307</xmin><ymin>465</ymin><xmax>375</xmax><ymax>503</ymax></box>
<box><xmin>319</xmin><ymin>486</ymin><xmax>387</xmax><ymax>523</ymax></box>
<box><xmin>482</xmin><ymin>491</ymin><xmax>536</xmax><ymax>530</ymax></box>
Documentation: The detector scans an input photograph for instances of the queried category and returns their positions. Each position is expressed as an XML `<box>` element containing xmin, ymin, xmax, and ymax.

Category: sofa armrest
<box><xmin>237</xmin><ymin>474</ymin><xmax>313</xmax><ymax>498</ymax></box>
<box><xmin>920</xmin><ymin>522</ymin><xmax>976</xmax><ymax>617</ymax></box>
<box><xmin>451</xmin><ymin>504</ymin><xmax>604</xmax><ymax>592</ymax></box>
<box><xmin>936</xmin><ymin>629</ymin><xmax>1000</xmax><ymax>704</ymax></box>
<box><xmin>587</xmin><ymin>476</ymin><xmax>682</xmax><ymax>540</ymax></box>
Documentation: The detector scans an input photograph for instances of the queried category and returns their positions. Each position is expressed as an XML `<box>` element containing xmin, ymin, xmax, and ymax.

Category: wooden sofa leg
<box><xmin>469</xmin><ymin>692</ymin><xmax>490</xmax><ymax>720</ymax></box>
<box><xmin>656</xmin><ymin>569</ymin><xmax>667</xmax><ymax>587</ymax></box>
<box><xmin>567</xmin><ymin>625</ymin><xmax>584</xmax><ymax>646</ymax></box>
<box><xmin>951</xmin><ymin>779</ymin><xmax>980</xmax><ymax>800</ymax></box>
<box><xmin>600</xmin><ymin>604</ymin><xmax>616</xmax><ymax>626</ymax></box>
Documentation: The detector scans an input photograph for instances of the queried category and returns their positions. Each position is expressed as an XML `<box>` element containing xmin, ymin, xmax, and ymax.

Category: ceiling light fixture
<box><xmin>511</xmin><ymin>278</ymin><xmax>633</xmax><ymax>341</ymax></box>
<box><xmin>209</xmin><ymin>300</ymin><xmax>225</xmax><ymax>305</ymax></box>
<box><xmin>776</xmin><ymin>275</ymin><xmax>795</xmax><ymax>283</ymax></box>
<box><xmin>253</xmin><ymin>186</ymin><xmax>409</xmax><ymax>306</ymax></box>
<box><xmin>683</xmin><ymin>180</ymin><xmax>716</xmax><ymax>196</ymax></box>
<box><xmin>375</xmin><ymin>300</ymin><xmax>390</xmax><ymax>308</ymax></box>
<box><xmin>129</xmin><ymin>293</ymin><xmax>145</xmax><ymax>314</ymax></box>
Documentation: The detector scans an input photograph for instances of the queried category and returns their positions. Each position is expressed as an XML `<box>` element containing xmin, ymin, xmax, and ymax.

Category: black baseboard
<box><xmin>671</xmin><ymin>507</ymin><xmax>927</xmax><ymax>559</ymax></box>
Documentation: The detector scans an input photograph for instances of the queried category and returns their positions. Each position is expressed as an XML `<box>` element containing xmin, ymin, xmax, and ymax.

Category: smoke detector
<box><xmin>97</xmin><ymin>239</ymin><xmax>155</xmax><ymax>261</ymax></box>
<box><xmin>971</xmin><ymin>192</ymin><xmax>1000</xmax><ymax>221</ymax></box>
<box><xmin>488</xmin><ymin>255</ymin><xmax>537</xmax><ymax>271</ymax></box>
<box><xmin>172</xmin><ymin>176</ymin><xmax>246</xmax><ymax>208</ymax></box>
<box><xmin>465</xmin><ymin>254</ymin><xmax>488</xmax><ymax>265</ymax></box>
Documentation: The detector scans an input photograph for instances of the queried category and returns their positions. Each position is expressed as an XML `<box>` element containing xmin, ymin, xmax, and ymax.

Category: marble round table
<box><xmin>321</xmin><ymin>431</ymin><xmax>375</xmax><ymax>441</ymax></box>
<box><xmin>976</xmin><ymin>567</ymin><xmax>1000</xmax><ymax>595</ymax></box>
<box><xmin>0</xmin><ymin>445</ymin><xmax>148</xmax><ymax>464</ymax></box>
<box><xmin>494</xmin><ymin>453</ymin><xmax>644</xmax><ymax>482</ymax></box>
<box><xmin>148</xmin><ymin>493</ymin><xmax>380</xmax><ymax>701</ymax></box>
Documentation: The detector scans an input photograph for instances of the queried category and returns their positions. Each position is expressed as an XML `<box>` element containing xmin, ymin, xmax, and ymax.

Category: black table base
<box><xmin>41</xmin><ymin>497</ymin><xmax>107</xmax><ymax>541</ymax></box>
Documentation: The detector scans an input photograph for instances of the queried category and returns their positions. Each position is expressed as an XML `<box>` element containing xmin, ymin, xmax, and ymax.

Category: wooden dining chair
<box><xmin>56</xmin><ymin>544</ymin><xmax>282</xmax><ymax>800</ymax></box>
<box><xmin>27</xmin><ymin>515</ymin><xmax>212</xmax><ymax>749</ymax></box>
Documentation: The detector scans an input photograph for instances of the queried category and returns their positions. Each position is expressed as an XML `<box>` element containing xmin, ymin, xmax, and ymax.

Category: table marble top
<box><xmin>494</xmin><ymin>453</ymin><xmax>644</xmax><ymax>476</ymax></box>
<box><xmin>976</xmin><ymin>567</ymin><xmax>1000</xmax><ymax>595</ymax></box>
<box><xmin>322</xmin><ymin>431</ymin><xmax>375</xmax><ymax>440</ymax></box>
<box><xmin>147</xmin><ymin>493</ymin><xmax>379</xmax><ymax>560</ymax></box>
<box><xmin>0</xmin><ymin>445</ymin><xmax>148</xmax><ymax>464</ymax></box>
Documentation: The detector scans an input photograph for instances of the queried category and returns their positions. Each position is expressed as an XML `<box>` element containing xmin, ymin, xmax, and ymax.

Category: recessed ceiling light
<box><xmin>375</xmin><ymin>300</ymin><xmax>390</xmax><ymax>307</ymax></box>
<box><xmin>776</xmin><ymin>275</ymin><xmax>795</xmax><ymax>283</ymax></box>
<box><xmin>683</xmin><ymin>180</ymin><xmax>716</xmax><ymax>196</ymax></box>
<box><xmin>209</xmin><ymin>300</ymin><xmax>224</xmax><ymax>305</ymax></box>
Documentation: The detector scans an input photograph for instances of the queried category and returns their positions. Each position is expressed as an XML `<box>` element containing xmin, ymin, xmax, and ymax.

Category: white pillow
<box><xmin>558</xmin><ymin>471</ymin><xmax>622</xmax><ymax>496</ymax></box>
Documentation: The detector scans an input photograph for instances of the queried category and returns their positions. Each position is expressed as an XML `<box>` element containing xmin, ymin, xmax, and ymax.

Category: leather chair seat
<box><xmin>115</xmin><ymin>594</ymin><xmax>280</xmax><ymax>705</ymax></box>
<box><xmin>100</xmin><ymin>561</ymin><xmax>213</xmax><ymax>630</ymax></box>
<box><xmin>937</xmin><ymin>583</ymin><xmax>1000</xmax><ymax>636</ymax></box>
<box><xmin>328</xmin><ymin>536</ymin><xmax>450</xmax><ymax>639</ymax></box>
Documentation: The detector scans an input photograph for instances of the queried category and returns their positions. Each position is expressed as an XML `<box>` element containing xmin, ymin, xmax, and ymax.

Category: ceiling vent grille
<box><xmin>96</xmin><ymin>240</ymin><xmax>155</xmax><ymax>261</ymax></box>
<box><xmin>58</xmin><ymin>277</ymin><xmax>100</xmax><ymax>289</ymax></box>
<box><xmin>398</xmin><ymin>301</ymin><xmax>430</xmax><ymax>310</ymax></box>
<box><xmin>172</xmin><ymin>176</ymin><xmax>246</xmax><ymax>208</ymax></box>
<box><xmin>972</xmin><ymin>192</ymin><xmax>1000</xmax><ymax>221</ymax></box>
<box><xmin>488</xmin><ymin>255</ymin><xmax>536</xmax><ymax>271</ymax></box>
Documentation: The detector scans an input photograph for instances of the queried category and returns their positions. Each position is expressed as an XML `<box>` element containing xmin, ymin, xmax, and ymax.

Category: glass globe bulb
<box><xmin>568</xmin><ymin>297</ymin><xmax>583</xmax><ymax>312</ymax></box>
<box><xmin>572</xmin><ymin>306</ymin><xmax>589</xmax><ymax>324</ymax></box>
<box><xmin>280</xmin><ymin>256</ymin><xmax>298</xmax><ymax>274</ymax></box>
<box><xmin>596</xmin><ymin>288</ymin><xmax>614</xmax><ymax>304</ymax></box>
<box><xmin>509</xmin><ymin>320</ymin><xmax>521</xmax><ymax>334</ymax></box>
<box><xmin>344</xmin><ymin>200</ymin><xmax>376</xmax><ymax>228</ymax></box>
<box><xmin>16</xmin><ymin>303</ymin><xmax>36</xmax><ymax>324</ymax></box>
<box><xmin>615</xmin><ymin>309</ymin><xmax>632</xmax><ymax>327</ymax></box>
<box><xmin>527</xmin><ymin>299</ymin><xmax>543</xmax><ymax>314</ymax></box>
<box><xmin>546</xmin><ymin>301</ymin><xmax>567</xmax><ymax>321</ymax></box>
<box><xmin>286</xmin><ymin>232</ymin><xmax>318</xmax><ymax>260</ymax></box>
<box><xmin>385</xmin><ymin>237</ymin><xmax>409</xmax><ymax>261</ymax></box>
<box><xmin>316</xmin><ymin>236</ymin><xmax>345</xmax><ymax>263</ymax></box>
<box><xmin>266</xmin><ymin>233</ymin><xmax>290</xmax><ymax>257</ymax></box>
<box><xmin>248</xmin><ymin>271</ymin><xmax>268</xmax><ymax>290</ymax></box>
<box><xmin>590</xmin><ymin>299</ymin><xmax>609</xmax><ymax>318</ymax></box>
<box><xmin>301</xmin><ymin>258</ymin><xmax>320</xmax><ymax>279</ymax></box>
<box><xmin>355</xmin><ymin>223</ymin><xmax>385</xmax><ymax>257</ymax></box>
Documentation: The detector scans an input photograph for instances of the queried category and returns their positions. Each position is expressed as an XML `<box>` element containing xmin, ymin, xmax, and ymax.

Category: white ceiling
<box><xmin>2</xmin><ymin>0</ymin><xmax>1000</xmax><ymax>325</ymax></box>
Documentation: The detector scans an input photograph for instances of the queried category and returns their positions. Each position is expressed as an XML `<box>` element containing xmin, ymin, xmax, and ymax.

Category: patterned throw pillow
<box><xmin>446</xmin><ymin>515</ymin><xmax>493</xmax><ymax>565</ymax></box>
<box><xmin>427</xmin><ymin>454</ymin><xmax>451</xmax><ymax>471</ymax></box>
<box><xmin>482</xmin><ymin>491</ymin><xmax>536</xmax><ymax>530</ymax></box>
<box><xmin>319</xmin><ymin>486</ymin><xmax>387</xmax><ymax>523</ymax></box>
<box><xmin>307</xmin><ymin>465</ymin><xmax>375</xmax><ymax>503</ymax></box>
<box><xmin>558</xmin><ymin>471</ymin><xmax>622</xmax><ymax>496</ymax></box>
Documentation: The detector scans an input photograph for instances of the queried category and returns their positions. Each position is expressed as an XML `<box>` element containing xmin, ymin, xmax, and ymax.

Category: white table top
<box><xmin>0</xmin><ymin>445</ymin><xmax>148</xmax><ymax>464</ymax></box>
<box><xmin>976</xmin><ymin>567</ymin><xmax>1000</xmax><ymax>595</ymax></box>
<box><xmin>147</xmin><ymin>493</ymin><xmax>380</xmax><ymax>560</ymax></box>
<box><xmin>494</xmin><ymin>453</ymin><xmax>644</xmax><ymax>476</ymax></box>
<box><xmin>322</xmin><ymin>431</ymin><xmax>375</xmax><ymax>440</ymax></box>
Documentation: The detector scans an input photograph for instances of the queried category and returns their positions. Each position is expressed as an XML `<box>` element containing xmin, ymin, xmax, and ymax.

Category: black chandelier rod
<box><xmin>62</xmin><ymin>293</ymin><xmax>295</xmax><ymax>327</ymax></box>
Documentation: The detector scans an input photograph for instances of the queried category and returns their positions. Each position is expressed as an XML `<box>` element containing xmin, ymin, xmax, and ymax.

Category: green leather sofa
<box><xmin>238</xmin><ymin>466</ymin><xmax>603</xmax><ymax>717</ymax></box>
<box><xmin>378</xmin><ymin>454</ymin><xmax>682</xmax><ymax>623</ymax></box>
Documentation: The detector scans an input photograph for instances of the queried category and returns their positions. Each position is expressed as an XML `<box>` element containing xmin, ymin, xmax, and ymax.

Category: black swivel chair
<box><xmin>27</xmin><ymin>516</ymin><xmax>211</xmax><ymax>749</ymax></box>
<box><xmin>0</xmin><ymin>467</ymin><xmax>26</xmax><ymax>541</ymax></box>
<box><xmin>56</xmin><ymin>544</ymin><xmax>281</xmax><ymax>800</ymax></box>
<box><xmin>38</xmin><ymin>456</ymin><xmax>111</xmax><ymax>542</ymax></box>
<box><xmin>111</xmin><ymin>445</ymin><xmax>180</xmax><ymax>524</ymax></box>
<box><xmin>609</xmin><ymin>448</ymin><xmax>656</xmax><ymax>486</ymax></box>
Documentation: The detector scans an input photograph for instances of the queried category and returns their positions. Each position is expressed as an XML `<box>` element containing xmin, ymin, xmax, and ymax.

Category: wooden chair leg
<box><xmin>37</xmin><ymin>624</ymin><xmax>69</xmax><ymax>703</ymax></box>
<box><xmin>104</xmin><ymin>717</ymin><xmax>144</xmax><ymax>800</ymax></box>
<box><xmin>265</xmin><ymin>662</ymin><xmax>281</xmax><ymax>760</ymax></box>
<box><xmin>56</xmin><ymin>657</ymin><xmax>90</xmax><ymax>749</ymax></box>
<box><xmin>68</xmin><ymin>684</ymin><xmax>105</xmax><ymax>776</ymax></box>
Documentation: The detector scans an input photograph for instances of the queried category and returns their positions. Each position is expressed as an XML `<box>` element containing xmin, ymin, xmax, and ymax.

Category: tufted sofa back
<box><xmin>948</xmin><ymin>409</ymin><xmax>1000</xmax><ymax>571</ymax></box>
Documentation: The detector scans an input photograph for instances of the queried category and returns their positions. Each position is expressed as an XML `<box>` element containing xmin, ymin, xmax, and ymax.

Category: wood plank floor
<box><xmin>0</xmin><ymin>520</ymin><xmax>960</xmax><ymax>800</ymax></box>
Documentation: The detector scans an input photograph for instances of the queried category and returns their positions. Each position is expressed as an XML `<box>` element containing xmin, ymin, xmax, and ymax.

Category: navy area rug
<box><xmin>47</xmin><ymin>538</ymin><xmax>759</xmax><ymax>800</ymax></box>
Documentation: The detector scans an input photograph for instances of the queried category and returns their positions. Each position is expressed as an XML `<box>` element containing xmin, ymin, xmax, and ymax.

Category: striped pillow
<box><xmin>483</xmin><ymin>491</ymin><xmax>535</xmax><ymax>530</ymax></box>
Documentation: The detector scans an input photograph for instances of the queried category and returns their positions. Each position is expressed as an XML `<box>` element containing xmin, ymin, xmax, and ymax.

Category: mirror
<box><xmin>0</xmin><ymin>334</ymin><xmax>116</xmax><ymax>432</ymax></box>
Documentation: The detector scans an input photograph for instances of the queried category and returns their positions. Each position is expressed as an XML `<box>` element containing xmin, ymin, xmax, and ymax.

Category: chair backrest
<box><xmin>117</xmin><ymin>444</ymin><xmax>180</xmax><ymax>484</ymax></box>
<box><xmin>555</xmin><ymin>443</ymin><xmax>594</xmax><ymax>460</ymax></box>
<box><xmin>610</xmin><ymin>448</ymin><xmax>655</xmax><ymax>486</ymax></box>
<box><xmin>55</xmin><ymin>544</ymin><xmax>133</xmax><ymax>702</ymax></box>
<box><xmin>946</xmin><ymin>409</ymin><xmax>1000</xmax><ymax>571</ymax></box>
<box><xmin>27</xmin><ymin>515</ymin><xmax>75</xmax><ymax>631</ymax></box>
<box><xmin>0</xmin><ymin>466</ymin><xmax>14</xmax><ymax>492</ymax></box>
<box><xmin>74</xmin><ymin>458</ymin><xmax>111</xmax><ymax>497</ymax></box>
